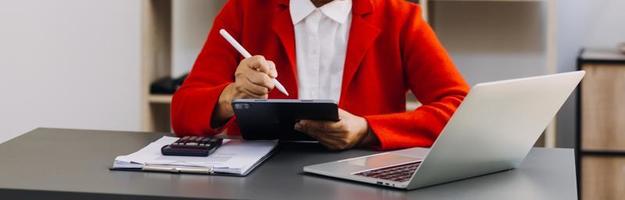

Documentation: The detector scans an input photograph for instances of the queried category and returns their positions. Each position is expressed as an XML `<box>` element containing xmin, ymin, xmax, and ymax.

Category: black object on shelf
<box><xmin>150</xmin><ymin>73</ymin><xmax>188</xmax><ymax>94</ymax></box>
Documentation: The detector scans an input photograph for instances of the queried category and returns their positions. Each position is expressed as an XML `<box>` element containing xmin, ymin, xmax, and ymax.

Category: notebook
<box><xmin>111</xmin><ymin>136</ymin><xmax>278</xmax><ymax>176</ymax></box>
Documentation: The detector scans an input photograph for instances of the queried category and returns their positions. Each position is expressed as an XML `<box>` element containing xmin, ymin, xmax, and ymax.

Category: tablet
<box><xmin>232</xmin><ymin>99</ymin><xmax>339</xmax><ymax>140</ymax></box>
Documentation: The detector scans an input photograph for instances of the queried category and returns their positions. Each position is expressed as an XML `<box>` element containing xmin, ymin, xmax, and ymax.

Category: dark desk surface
<box><xmin>0</xmin><ymin>128</ymin><xmax>577</xmax><ymax>200</ymax></box>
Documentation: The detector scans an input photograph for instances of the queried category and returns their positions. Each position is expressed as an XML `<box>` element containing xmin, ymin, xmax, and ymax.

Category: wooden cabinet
<box><xmin>578</xmin><ymin>48</ymin><xmax>625</xmax><ymax>200</ymax></box>
<box><xmin>581</xmin><ymin>65</ymin><xmax>625</xmax><ymax>151</ymax></box>
<box><xmin>582</xmin><ymin>156</ymin><xmax>625</xmax><ymax>200</ymax></box>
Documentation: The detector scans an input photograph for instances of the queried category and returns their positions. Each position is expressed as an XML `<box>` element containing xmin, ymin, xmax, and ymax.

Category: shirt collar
<box><xmin>290</xmin><ymin>0</ymin><xmax>352</xmax><ymax>25</ymax></box>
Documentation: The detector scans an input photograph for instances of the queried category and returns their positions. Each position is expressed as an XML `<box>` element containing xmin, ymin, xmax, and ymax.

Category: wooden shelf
<box><xmin>141</xmin><ymin>0</ymin><xmax>172</xmax><ymax>132</ymax></box>
<box><xmin>148</xmin><ymin>94</ymin><xmax>173</xmax><ymax>104</ymax></box>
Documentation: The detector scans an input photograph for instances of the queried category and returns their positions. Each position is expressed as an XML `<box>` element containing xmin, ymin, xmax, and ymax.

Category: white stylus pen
<box><xmin>219</xmin><ymin>29</ymin><xmax>289</xmax><ymax>96</ymax></box>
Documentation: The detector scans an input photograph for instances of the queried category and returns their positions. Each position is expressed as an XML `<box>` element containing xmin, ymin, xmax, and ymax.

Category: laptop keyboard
<box><xmin>353</xmin><ymin>161</ymin><xmax>421</xmax><ymax>182</ymax></box>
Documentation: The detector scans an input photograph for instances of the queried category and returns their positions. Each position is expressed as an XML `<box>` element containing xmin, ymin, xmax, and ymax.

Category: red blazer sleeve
<box><xmin>364</xmin><ymin>7</ymin><xmax>469</xmax><ymax>150</ymax></box>
<box><xmin>171</xmin><ymin>0</ymin><xmax>242</xmax><ymax>136</ymax></box>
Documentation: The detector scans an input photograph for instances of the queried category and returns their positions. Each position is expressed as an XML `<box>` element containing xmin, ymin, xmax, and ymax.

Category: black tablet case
<box><xmin>232</xmin><ymin>99</ymin><xmax>339</xmax><ymax>140</ymax></box>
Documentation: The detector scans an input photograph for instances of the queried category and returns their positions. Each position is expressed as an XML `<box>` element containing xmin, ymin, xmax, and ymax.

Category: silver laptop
<box><xmin>303</xmin><ymin>71</ymin><xmax>585</xmax><ymax>190</ymax></box>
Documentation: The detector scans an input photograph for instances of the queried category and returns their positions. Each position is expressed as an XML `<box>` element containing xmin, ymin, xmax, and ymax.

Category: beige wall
<box><xmin>0</xmin><ymin>0</ymin><xmax>142</xmax><ymax>143</ymax></box>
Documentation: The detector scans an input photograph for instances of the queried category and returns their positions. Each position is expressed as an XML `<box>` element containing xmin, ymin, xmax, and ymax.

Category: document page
<box><xmin>113</xmin><ymin>136</ymin><xmax>278</xmax><ymax>175</ymax></box>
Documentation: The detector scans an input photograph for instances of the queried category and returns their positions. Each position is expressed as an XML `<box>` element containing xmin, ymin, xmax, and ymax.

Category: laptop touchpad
<box><xmin>343</xmin><ymin>153</ymin><xmax>419</xmax><ymax>169</ymax></box>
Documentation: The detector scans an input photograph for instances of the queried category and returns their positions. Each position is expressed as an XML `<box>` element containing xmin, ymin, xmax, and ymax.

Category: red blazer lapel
<box><xmin>341</xmin><ymin>0</ymin><xmax>380</xmax><ymax>104</ymax></box>
<box><xmin>273</xmin><ymin>0</ymin><xmax>298</xmax><ymax>98</ymax></box>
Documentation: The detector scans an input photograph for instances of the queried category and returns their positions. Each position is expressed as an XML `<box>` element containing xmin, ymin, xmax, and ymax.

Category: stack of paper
<box><xmin>112</xmin><ymin>136</ymin><xmax>277</xmax><ymax>176</ymax></box>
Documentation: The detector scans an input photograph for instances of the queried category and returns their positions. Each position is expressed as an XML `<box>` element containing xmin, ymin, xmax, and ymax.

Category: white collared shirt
<box><xmin>290</xmin><ymin>0</ymin><xmax>352</xmax><ymax>103</ymax></box>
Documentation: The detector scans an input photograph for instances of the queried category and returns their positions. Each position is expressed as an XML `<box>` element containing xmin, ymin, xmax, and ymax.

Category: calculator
<box><xmin>161</xmin><ymin>136</ymin><xmax>223</xmax><ymax>157</ymax></box>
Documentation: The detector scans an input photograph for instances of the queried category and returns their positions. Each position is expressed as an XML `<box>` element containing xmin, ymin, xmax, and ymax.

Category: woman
<box><xmin>171</xmin><ymin>0</ymin><xmax>469</xmax><ymax>150</ymax></box>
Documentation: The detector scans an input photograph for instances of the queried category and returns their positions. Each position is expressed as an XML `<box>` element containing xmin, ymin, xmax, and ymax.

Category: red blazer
<box><xmin>171</xmin><ymin>0</ymin><xmax>469</xmax><ymax>150</ymax></box>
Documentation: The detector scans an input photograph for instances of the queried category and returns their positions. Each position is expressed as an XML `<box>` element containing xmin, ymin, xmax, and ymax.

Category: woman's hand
<box><xmin>295</xmin><ymin>109</ymin><xmax>378</xmax><ymax>150</ymax></box>
<box><xmin>212</xmin><ymin>55</ymin><xmax>277</xmax><ymax>127</ymax></box>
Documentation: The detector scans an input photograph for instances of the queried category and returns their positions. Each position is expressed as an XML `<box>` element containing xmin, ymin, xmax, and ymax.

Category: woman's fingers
<box><xmin>296</xmin><ymin>124</ymin><xmax>343</xmax><ymax>150</ymax></box>
<box><xmin>233</xmin><ymin>82</ymin><xmax>267</xmax><ymax>99</ymax></box>
<box><xmin>267</xmin><ymin>60</ymin><xmax>278</xmax><ymax>78</ymax></box>
<box><xmin>245</xmin><ymin>55</ymin><xmax>278</xmax><ymax>78</ymax></box>
<box><xmin>297</xmin><ymin>120</ymin><xmax>345</xmax><ymax>133</ymax></box>
<box><xmin>232</xmin><ymin>55</ymin><xmax>278</xmax><ymax>99</ymax></box>
<box><xmin>240</xmin><ymin>77</ymin><xmax>270</xmax><ymax>96</ymax></box>
<box><xmin>246</xmin><ymin>71</ymin><xmax>275</xmax><ymax>90</ymax></box>
<box><xmin>295</xmin><ymin>120</ymin><xmax>352</xmax><ymax>150</ymax></box>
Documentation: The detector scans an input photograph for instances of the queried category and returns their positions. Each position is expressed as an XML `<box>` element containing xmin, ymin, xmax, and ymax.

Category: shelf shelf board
<box><xmin>148</xmin><ymin>94</ymin><xmax>173</xmax><ymax>104</ymax></box>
